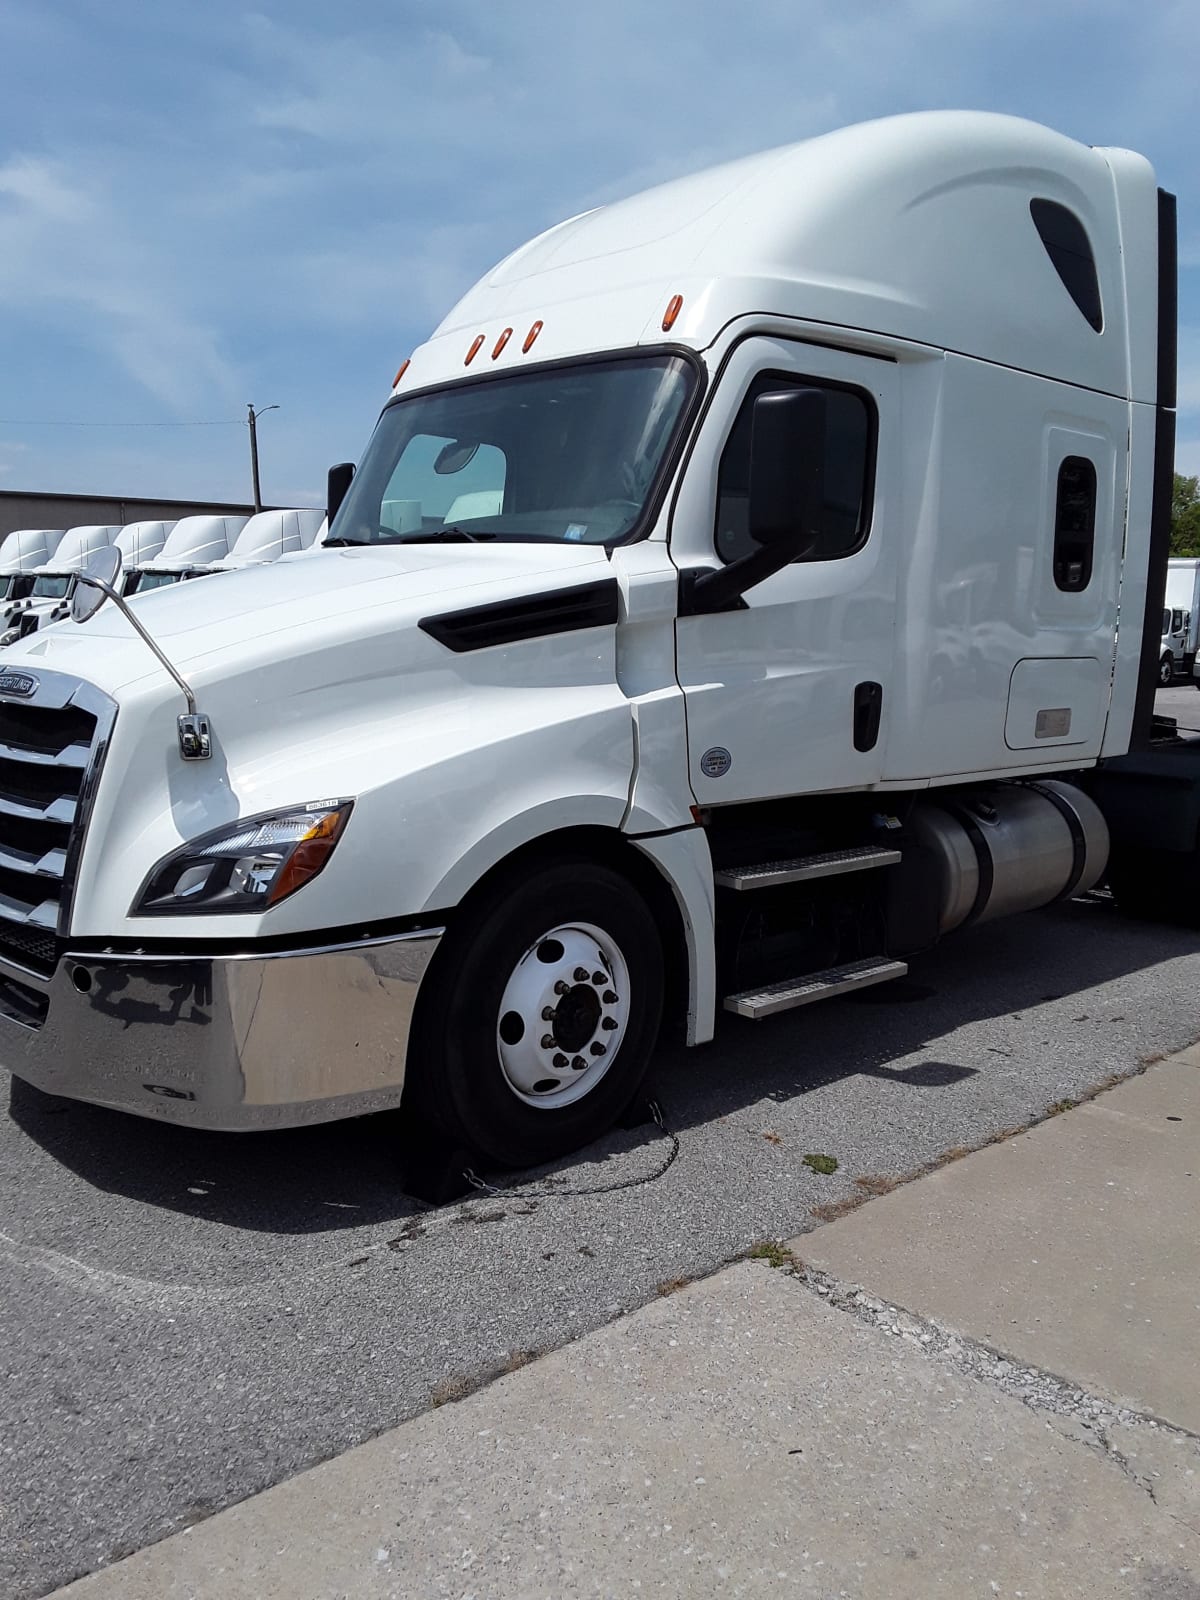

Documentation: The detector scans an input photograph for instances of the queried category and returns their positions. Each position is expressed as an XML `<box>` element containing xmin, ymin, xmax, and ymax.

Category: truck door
<box><xmin>670</xmin><ymin>338</ymin><xmax>898</xmax><ymax>805</ymax></box>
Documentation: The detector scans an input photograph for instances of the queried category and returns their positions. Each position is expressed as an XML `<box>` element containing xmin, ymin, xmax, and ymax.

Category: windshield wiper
<box><xmin>323</xmin><ymin>536</ymin><xmax>371</xmax><ymax>547</ymax></box>
<box><xmin>399</xmin><ymin>526</ymin><xmax>493</xmax><ymax>544</ymax></box>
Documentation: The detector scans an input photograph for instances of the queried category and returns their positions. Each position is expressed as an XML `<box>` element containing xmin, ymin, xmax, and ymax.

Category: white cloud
<box><xmin>0</xmin><ymin>155</ymin><xmax>97</xmax><ymax>222</ymax></box>
<box><xmin>0</xmin><ymin>153</ymin><xmax>241</xmax><ymax>414</ymax></box>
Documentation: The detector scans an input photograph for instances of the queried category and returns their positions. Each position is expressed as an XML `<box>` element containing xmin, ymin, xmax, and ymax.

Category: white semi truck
<box><xmin>133</xmin><ymin>514</ymin><xmax>250</xmax><ymax>591</ymax></box>
<box><xmin>0</xmin><ymin>530</ymin><xmax>65</xmax><ymax>604</ymax></box>
<box><xmin>1</xmin><ymin>526</ymin><xmax>120</xmax><ymax>642</ymax></box>
<box><xmin>0</xmin><ymin>111</ymin><xmax>1188</xmax><ymax>1169</ymax></box>
<box><xmin>22</xmin><ymin>521</ymin><xmax>177</xmax><ymax>633</ymax></box>
<box><xmin>221</xmin><ymin>508</ymin><xmax>325</xmax><ymax>568</ymax></box>
<box><xmin>129</xmin><ymin>510</ymin><xmax>321</xmax><ymax>591</ymax></box>
<box><xmin>1164</xmin><ymin>557</ymin><xmax>1200</xmax><ymax>682</ymax></box>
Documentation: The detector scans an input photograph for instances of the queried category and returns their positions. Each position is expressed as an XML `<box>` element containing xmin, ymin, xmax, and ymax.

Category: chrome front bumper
<box><xmin>0</xmin><ymin>929</ymin><xmax>442</xmax><ymax>1130</ymax></box>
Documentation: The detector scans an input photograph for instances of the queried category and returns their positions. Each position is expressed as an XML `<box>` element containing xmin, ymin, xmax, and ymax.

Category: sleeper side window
<box><xmin>1052</xmin><ymin>455</ymin><xmax>1097</xmax><ymax>593</ymax></box>
<box><xmin>715</xmin><ymin>373</ymin><xmax>874</xmax><ymax>565</ymax></box>
<box><xmin>1030</xmin><ymin>199</ymin><xmax>1103</xmax><ymax>333</ymax></box>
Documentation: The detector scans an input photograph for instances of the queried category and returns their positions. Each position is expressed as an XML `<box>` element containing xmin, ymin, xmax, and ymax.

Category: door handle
<box><xmin>853</xmin><ymin>681</ymin><xmax>883</xmax><ymax>752</ymax></box>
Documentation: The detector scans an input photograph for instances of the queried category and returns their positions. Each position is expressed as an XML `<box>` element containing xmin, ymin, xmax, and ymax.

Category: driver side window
<box><xmin>715</xmin><ymin>373</ymin><xmax>874</xmax><ymax>565</ymax></box>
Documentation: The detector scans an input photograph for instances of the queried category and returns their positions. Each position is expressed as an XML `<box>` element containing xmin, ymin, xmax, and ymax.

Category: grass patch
<box><xmin>430</xmin><ymin>1374</ymin><xmax>473</xmax><ymax>1408</ymax></box>
<box><xmin>747</xmin><ymin>1240</ymin><xmax>798</xmax><ymax>1270</ymax></box>
<box><xmin>802</xmin><ymin>1153</ymin><xmax>839</xmax><ymax>1176</ymax></box>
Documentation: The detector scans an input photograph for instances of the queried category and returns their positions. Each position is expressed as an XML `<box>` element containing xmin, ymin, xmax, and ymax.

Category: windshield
<box><xmin>132</xmin><ymin>570</ymin><xmax>185</xmax><ymax>592</ymax></box>
<box><xmin>329</xmin><ymin>354</ymin><xmax>696</xmax><ymax>547</ymax></box>
<box><xmin>30</xmin><ymin>574</ymin><xmax>73</xmax><ymax>600</ymax></box>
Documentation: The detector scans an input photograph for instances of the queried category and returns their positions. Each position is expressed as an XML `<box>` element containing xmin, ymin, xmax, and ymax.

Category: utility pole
<box><xmin>246</xmin><ymin>403</ymin><xmax>279</xmax><ymax>513</ymax></box>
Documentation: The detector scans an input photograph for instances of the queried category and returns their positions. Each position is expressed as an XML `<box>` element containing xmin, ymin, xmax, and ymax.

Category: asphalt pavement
<box><xmin>2</xmin><ymin>707</ymin><xmax>1199</xmax><ymax>1597</ymax></box>
<box><xmin>45</xmin><ymin>1049</ymin><xmax>1200</xmax><ymax>1600</ymax></box>
<box><xmin>1158</xmin><ymin>680</ymin><xmax>1200</xmax><ymax>730</ymax></box>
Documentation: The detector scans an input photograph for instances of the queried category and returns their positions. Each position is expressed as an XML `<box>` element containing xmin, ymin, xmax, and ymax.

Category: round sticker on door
<box><xmin>700</xmin><ymin>746</ymin><xmax>732</xmax><ymax>779</ymax></box>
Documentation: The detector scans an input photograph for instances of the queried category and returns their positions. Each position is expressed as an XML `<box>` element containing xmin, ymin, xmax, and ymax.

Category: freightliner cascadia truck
<box><xmin>0</xmin><ymin>111</ymin><xmax>1188</xmax><ymax>1169</ymax></box>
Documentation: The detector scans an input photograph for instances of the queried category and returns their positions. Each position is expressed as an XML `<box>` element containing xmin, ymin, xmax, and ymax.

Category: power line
<box><xmin>0</xmin><ymin>418</ymin><xmax>244</xmax><ymax>428</ymax></box>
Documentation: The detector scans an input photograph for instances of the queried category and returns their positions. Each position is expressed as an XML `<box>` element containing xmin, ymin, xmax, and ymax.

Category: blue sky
<box><xmin>0</xmin><ymin>0</ymin><xmax>1197</xmax><ymax>507</ymax></box>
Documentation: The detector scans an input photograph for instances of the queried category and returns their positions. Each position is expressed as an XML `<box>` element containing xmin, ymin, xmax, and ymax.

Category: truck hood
<box><xmin>6</xmin><ymin>541</ymin><xmax>614</xmax><ymax>694</ymax></box>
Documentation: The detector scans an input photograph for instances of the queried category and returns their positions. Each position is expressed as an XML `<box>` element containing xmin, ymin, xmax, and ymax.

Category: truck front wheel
<box><xmin>1159</xmin><ymin>652</ymin><xmax>1174</xmax><ymax>686</ymax></box>
<box><xmin>410</xmin><ymin>859</ymin><xmax>664</xmax><ymax>1168</ymax></box>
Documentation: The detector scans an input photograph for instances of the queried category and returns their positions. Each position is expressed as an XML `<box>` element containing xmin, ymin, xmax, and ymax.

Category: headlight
<box><xmin>133</xmin><ymin>801</ymin><xmax>353</xmax><ymax>915</ymax></box>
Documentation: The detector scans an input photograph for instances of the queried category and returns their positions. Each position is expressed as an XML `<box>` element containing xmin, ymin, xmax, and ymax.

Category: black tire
<box><xmin>1159</xmin><ymin>653</ymin><xmax>1174</xmax><ymax>686</ymax></box>
<box><xmin>409</xmin><ymin>858</ymin><xmax>663</xmax><ymax>1168</ymax></box>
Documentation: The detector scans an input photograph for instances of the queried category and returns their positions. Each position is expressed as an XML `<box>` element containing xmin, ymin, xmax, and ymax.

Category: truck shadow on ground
<box><xmin>8</xmin><ymin>894</ymin><xmax>1198</xmax><ymax>1235</ymax></box>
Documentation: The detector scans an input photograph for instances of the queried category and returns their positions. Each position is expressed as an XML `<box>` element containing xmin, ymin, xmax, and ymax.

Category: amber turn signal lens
<box><xmin>522</xmin><ymin>320</ymin><xmax>543</xmax><ymax>353</ymax></box>
<box><xmin>465</xmin><ymin>335</ymin><xmax>485</xmax><ymax>365</ymax></box>
<box><xmin>492</xmin><ymin>328</ymin><xmax>513</xmax><ymax>359</ymax></box>
<box><xmin>662</xmin><ymin>294</ymin><xmax>683</xmax><ymax>332</ymax></box>
<box><xmin>392</xmin><ymin>359</ymin><xmax>410</xmax><ymax>386</ymax></box>
<box><xmin>266</xmin><ymin>808</ymin><xmax>352</xmax><ymax>907</ymax></box>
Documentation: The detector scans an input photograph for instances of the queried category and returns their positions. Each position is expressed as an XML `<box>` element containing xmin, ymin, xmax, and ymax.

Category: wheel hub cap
<box><xmin>495</xmin><ymin>921</ymin><xmax>631</xmax><ymax>1109</ymax></box>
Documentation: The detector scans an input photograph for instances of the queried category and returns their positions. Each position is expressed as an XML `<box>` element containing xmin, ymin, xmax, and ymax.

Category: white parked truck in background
<box><xmin>1164</xmin><ymin>557</ymin><xmax>1200</xmax><ymax>682</ymax></box>
<box><xmin>0</xmin><ymin>530</ymin><xmax>65</xmax><ymax>605</ymax></box>
<box><xmin>0</xmin><ymin>111</ymin><xmax>1188</xmax><ymax>1169</ymax></box>
<box><xmin>221</xmin><ymin>508</ymin><xmax>325</xmax><ymax>568</ymax></box>
<box><xmin>1</xmin><ymin>526</ymin><xmax>120</xmax><ymax>641</ymax></box>
<box><xmin>129</xmin><ymin>510</ymin><xmax>322</xmax><ymax>589</ymax></box>
<box><xmin>1161</xmin><ymin>603</ymin><xmax>1188</xmax><ymax>684</ymax></box>
<box><xmin>26</xmin><ymin>521</ymin><xmax>177</xmax><ymax>632</ymax></box>
<box><xmin>132</xmin><ymin>514</ymin><xmax>249</xmax><ymax>591</ymax></box>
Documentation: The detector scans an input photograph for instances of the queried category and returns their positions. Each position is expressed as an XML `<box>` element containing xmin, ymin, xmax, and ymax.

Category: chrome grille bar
<box><xmin>0</xmin><ymin>668</ymin><xmax>115</xmax><ymax>975</ymax></box>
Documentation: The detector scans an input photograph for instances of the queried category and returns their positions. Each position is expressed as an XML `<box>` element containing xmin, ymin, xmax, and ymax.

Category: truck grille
<box><xmin>0</xmin><ymin>672</ymin><xmax>114</xmax><ymax>976</ymax></box>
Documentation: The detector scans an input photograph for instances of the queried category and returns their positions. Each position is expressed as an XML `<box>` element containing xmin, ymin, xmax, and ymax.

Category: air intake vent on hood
<box><xmin>419</xmin><ymin>579</ymin><xmax>619</xmax><ymax>653</ymax></box>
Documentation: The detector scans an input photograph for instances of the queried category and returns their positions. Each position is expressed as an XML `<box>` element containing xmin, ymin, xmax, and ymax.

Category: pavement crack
<box><xmin>783</xmin><ymin>1261</ymin><xmax>1200</xmax><ymax>1462</ymax></box>
<box><xmin>1084</xmin><ymin>1422</ymin><xmax>1161</xmax><ymax>1508</ymax></box>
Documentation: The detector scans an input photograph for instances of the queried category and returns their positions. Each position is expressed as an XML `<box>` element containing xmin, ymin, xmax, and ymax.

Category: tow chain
<box><xmin>459</xmin><ymin>1099</ymin><xmax>680</xmax><ymax>1203</ymax></box>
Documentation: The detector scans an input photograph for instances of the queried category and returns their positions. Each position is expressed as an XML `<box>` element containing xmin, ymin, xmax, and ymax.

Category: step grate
<box><xmin>714</xmin><ymin>845</ymin><xmax>901</xmax><ymax>892</ymax></box>
<box><xmin>724</xmin><ymin>957</ymin><xmax>909</xmax><ymax>1019</ymax></box>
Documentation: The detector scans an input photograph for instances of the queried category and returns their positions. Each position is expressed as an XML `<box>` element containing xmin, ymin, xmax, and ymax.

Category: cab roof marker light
<box><xmin>522</xmin><ymin>320</ymin><xmax>543</xmax><ymax>354</ymax></box>
<box><xmin>465</xmin><ymin>335</ymin><xmax>485</xmax><ymax>366</ymax></box>
<box><xmin>492</xmin><ymin>327</ymin><xmax>513</xmax><ymax>359</ymax></box>
<box><xmin>662</xmin><ymin>294</ymin><xmax>683</xmax><ymax>332</ymax></box>
<box><xmin>392</xmin><ymin>359</ymin><xmax>410</xmax><ymax>387</ymax></box>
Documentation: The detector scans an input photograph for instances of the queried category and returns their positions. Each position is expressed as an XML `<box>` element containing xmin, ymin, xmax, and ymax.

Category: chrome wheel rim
<box><xmin>494</xmin><ymin>921</ymin><xmax>630</xmax><ymax>1109</ymax></box>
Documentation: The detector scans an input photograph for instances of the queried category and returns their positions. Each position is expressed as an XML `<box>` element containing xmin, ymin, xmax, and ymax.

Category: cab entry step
<box><xmin>724</xmin><ymin>957</ymin><xmax>909</xmax><ymax>1019</ymax></box>
<box><xmin>714</xmin><ymin>846</ymin><xmax>901</xmax><ymax>892</ymax></box>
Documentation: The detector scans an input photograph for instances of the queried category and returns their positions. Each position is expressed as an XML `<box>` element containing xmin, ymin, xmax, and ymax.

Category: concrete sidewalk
<box><xmin>56</xmin><ymin>1048</ymin><xmax>1200</xmax><ymax>1600</ymax></box>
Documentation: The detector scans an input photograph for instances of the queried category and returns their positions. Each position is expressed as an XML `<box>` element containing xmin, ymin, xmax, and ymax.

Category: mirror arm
<box><xmin>678</xmin><ymin>538</ymin><xmax>800</xmax><ymax>617</ymax></box>
<box><xmin>75</xmin><ymin>576</ymin><xmax>198</xmax><ymax>716</ymax></box>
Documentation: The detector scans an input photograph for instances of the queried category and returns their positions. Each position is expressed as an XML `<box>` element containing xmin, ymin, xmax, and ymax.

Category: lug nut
<box><xmin>590</xmin><ymin>1042</ymin><xmax>606</xmax><ymax>1057</ymax></box>
<box><xmin>541</xmin><ymin>1034</ymin><xmax>556</xmax><ymax>1049</ymax></box>
<box><xmin>602</xmin><ymin>1017</ymin><xmax>618</xmax><ymax>1031</ymax></box>
<box><xmin>541</xmin><ymin>1006</ymin><xmax>556</xmax><ymax>1021</ymax></box>
<box><xmin>602</xmin><ymin>991</ymin><xmax>618</xmax><ymax>1005</ymax></box>
<box><xmin>554</xmin><ymin>980</ymin><xmax>570</xmax><ymax>995</ymax></box>
<box><xmin>571</xmin><ymin>1055</ymin><xmax>586</xmax><ymax>1071</ymax></box>
<box><xmin>553</xmin><ymin>1053</ymin><xmax>568</xmax><ymax>1069</ymax></box>
<box><xmin>592</xmin><ymin>971</ymin><xmax>606</xmax><ymax>985</ymax></box>
<box><xmin>574</xmin><ymin>967</ymin><xmax>589</xmax><ymax>982</ymax></box>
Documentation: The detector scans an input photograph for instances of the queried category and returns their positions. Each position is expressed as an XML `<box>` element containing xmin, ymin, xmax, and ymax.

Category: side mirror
<box><xmin>327</xmin><ymin>462</ymin><xmax>355</xmax><ymax>524</ymax></box>
<box><xmin>680</xmin><ymin>387</ymin><xmax>827</xmax><ymax>616</ymax></box>
<box><xmin>71</xmin><ymin>545</ymin><xmax>124</xmax><ymax>624</ymax></box>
